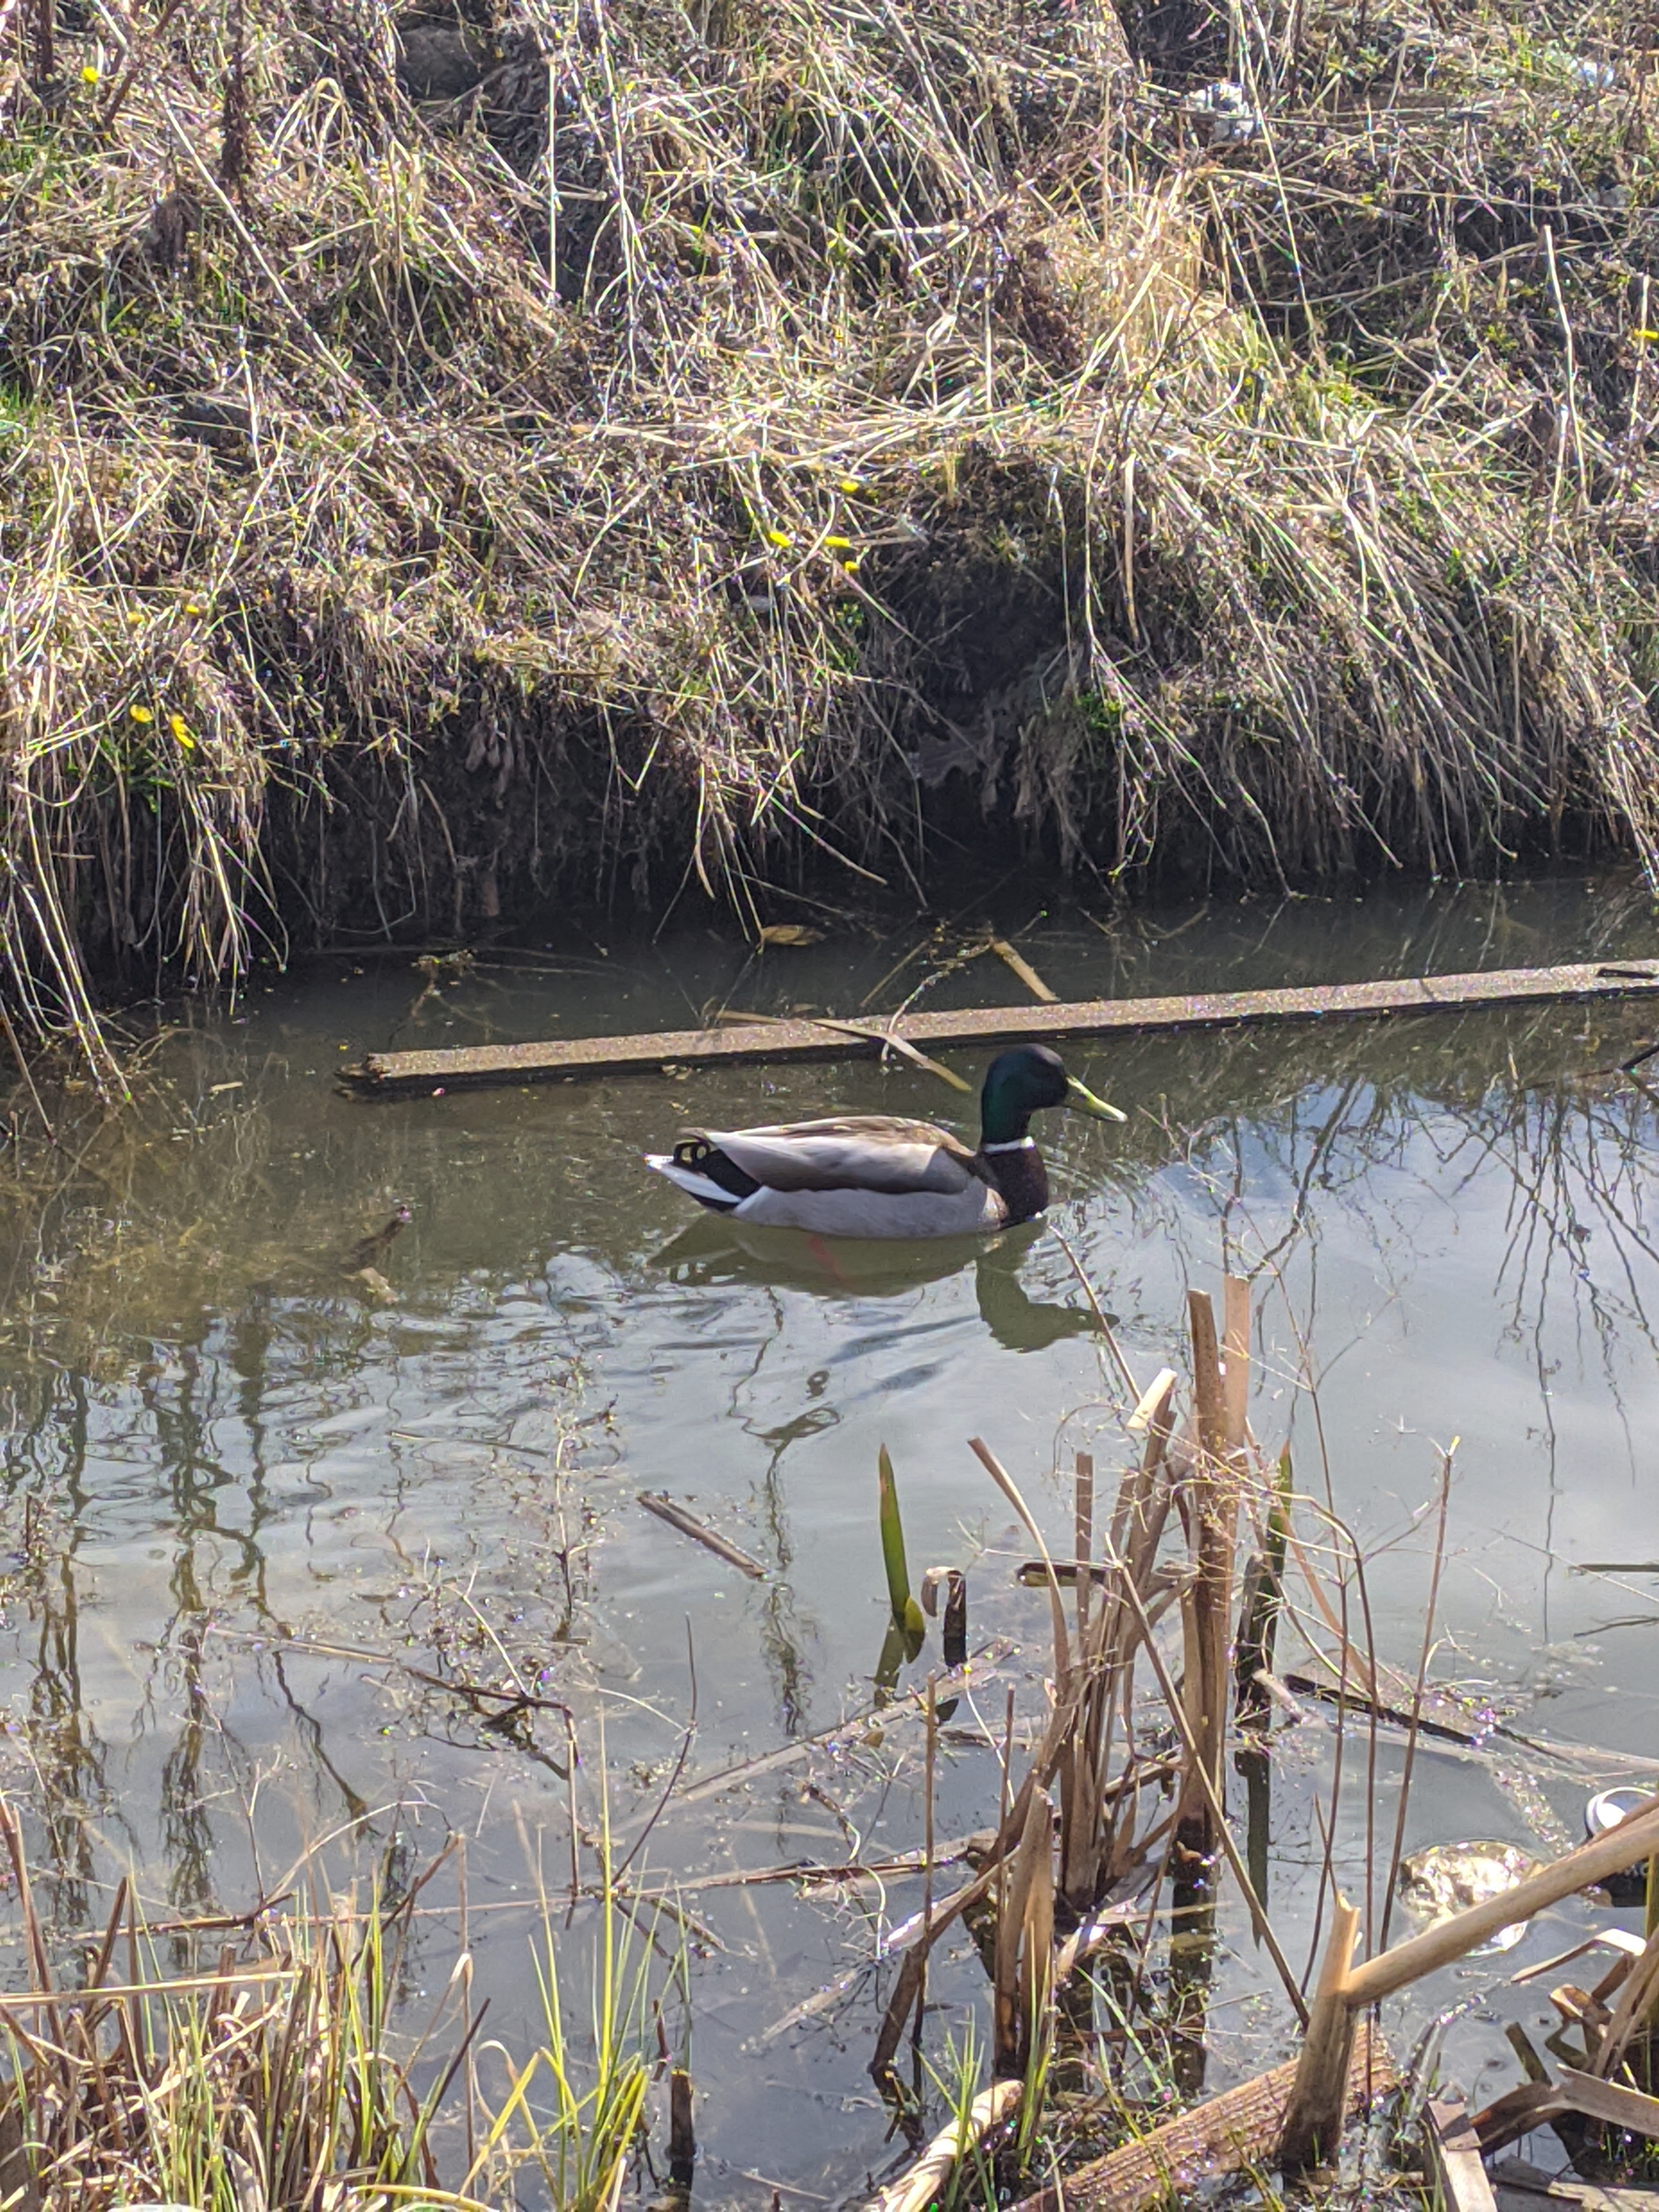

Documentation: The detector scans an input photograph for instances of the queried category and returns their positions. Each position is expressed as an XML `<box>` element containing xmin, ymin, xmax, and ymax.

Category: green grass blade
<box><xmin>877</xmin><ymin>1445</ymin><xmax>924</xmax><ymax>1635</ymax></box>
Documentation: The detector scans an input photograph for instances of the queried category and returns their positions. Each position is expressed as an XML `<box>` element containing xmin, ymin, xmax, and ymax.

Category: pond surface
<box><xmin>3</xmin><ymin>873</ymin><xmax>1659</xmax><ymax>2200</ymax></box>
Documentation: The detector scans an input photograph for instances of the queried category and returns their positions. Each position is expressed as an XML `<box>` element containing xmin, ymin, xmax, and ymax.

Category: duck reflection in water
<box><xmin>648</xmin><ymin>1215</ymin><xmax>1109</xmax><ymax>1354</ymax></box>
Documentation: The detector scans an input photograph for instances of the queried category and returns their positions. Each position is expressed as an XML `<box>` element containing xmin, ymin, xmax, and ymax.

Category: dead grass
<box><xmin>2</xmin><ymin>0</ymin><xmax>1659</xmax><ymax>1065</ymax></box>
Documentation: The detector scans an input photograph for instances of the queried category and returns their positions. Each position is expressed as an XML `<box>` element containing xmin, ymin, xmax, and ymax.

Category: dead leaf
<box><xmin>757</xmin><ymin>925</ymin><xmax>825</xmax><ymax>947</ymax></box>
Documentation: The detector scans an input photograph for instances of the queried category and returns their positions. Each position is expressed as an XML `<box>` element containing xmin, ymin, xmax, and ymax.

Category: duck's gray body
<box><xmin>646</xmin><ymin>1116</ymin><xmax>1039</xmax><ymax>1237</ymax></box>
<box><xmin>643</xmin><ymin>1044</ymin><xmax>1122</xmax><ymax>1241</ymax></box>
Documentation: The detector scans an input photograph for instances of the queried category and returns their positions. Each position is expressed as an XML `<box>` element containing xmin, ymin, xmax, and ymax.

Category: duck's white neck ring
<box><xmin>983</xmin><ymin>1136</ymin><xmax>1036</xmax><ymax>1154</ymax></box>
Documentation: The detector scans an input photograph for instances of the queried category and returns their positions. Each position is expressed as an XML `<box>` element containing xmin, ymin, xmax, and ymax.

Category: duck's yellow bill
<box><xmin>1067</xmin><ymin>1074</ymin><xmax>1128</xmax><ymax>1123</ymax></box>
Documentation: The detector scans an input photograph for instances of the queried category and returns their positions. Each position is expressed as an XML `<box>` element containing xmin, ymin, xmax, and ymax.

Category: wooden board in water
<box><xmin>1008</xmin><ymin>2019</ymin><xmax>1395</xmax><ymax>2212</ymax></box>
<box><xmin>340</xmin><ymin>960</ymin><xmax>1659</xmax><ymax>1095</ymax></box>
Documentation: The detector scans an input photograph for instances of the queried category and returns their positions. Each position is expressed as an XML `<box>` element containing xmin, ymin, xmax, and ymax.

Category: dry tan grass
<box><xmin>2</xmin><ymin>0</ymin><xmax>1658</xmax><ymax>1064</ymax></box>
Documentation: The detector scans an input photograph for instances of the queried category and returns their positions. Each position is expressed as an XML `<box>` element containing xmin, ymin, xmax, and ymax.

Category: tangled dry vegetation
<box><xmin>2</xmin><ymin>0</ymin><xmax>1659</xmax><ymax>1060</ymax></box>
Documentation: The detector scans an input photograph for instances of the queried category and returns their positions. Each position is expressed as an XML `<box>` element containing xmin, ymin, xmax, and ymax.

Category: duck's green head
<box><xmin>979</xmin><ymin>1044</ymin><xmax>1128</xmax><ymax>1144</ymax></box>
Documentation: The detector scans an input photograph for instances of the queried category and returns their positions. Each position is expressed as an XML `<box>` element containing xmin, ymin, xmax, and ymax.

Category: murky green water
<box><xmin>4</xmin><ymin>873</ymin><xmax>1659</xmax><ymax>2198</ymax></box>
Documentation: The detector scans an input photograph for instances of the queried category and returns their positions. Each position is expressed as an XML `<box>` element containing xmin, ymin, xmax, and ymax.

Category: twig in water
<box><xmin>988</xmin><ymin>937</ymin><xmax>1057</xmax><ymax>1003</ymax></box>
<box><xmin>613</xmin><ymin>1618</ymin><xmax>698</xmax><ymax>1883</ymax></box>
<box><xmin>1051</xmin><ymin>1228</ymin><xmax>1138</xmax><ymax>1399</ymax></box>
<box><xmin>637</xmin><ymin>1491</ymin><xmax>768</xmax><ymax>1579</ymax></box>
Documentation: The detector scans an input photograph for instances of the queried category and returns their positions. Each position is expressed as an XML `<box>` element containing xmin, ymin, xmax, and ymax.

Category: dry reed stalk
<box><xmin>1233</xmin><ymin>1445</ymin><xmax>1290</xmax><ymax>1727</ymax></box>
<box><xmin>868</xmin><ymin>2079</ymin><xmax>1021</xmax><ymax>2212</ymax></box>
<box><xmin>1282</xmin><ymin>1800</ymin><xmax>1659</xmax><ymax>2167</ymax></box>
<box><xmin>991</xmin><ymin>1783</ymin><xmax>1055</xmax><ymax>2076</ymax></box>
<box><xmin>1173</xmin><ymin>1288</ymin><xmax>1239</xmax><ymax>1862</ymax></box>
<box><xmin>1278</xmin><ymin>1894</ymin><xmax>1361</xmax><ymax>2171</ymax></box>
<box><xmin>4</xmin><ymin>0</ymin><xmax>1659</xmax><ymax>1064</ymax></box>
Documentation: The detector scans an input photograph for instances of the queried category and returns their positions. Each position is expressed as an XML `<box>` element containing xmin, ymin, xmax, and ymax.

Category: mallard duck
<box><xmin>644</xmin><ymin>1043</ymin><xmax>1125</xmax><ymax>1238</ymax></box>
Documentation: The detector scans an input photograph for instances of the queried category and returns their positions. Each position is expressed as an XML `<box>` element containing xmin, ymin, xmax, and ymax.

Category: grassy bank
<box><xmin>3</xmin><ymin>0</ymin><xmax>1659</xmax><ymax>1059</ymax></box>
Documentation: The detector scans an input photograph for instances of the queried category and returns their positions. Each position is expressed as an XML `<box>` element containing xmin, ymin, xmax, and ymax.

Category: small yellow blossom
<box><xmin>823</xmin><ymin>535</ymin><xmax>853</xmax><ymax>550</ymax></box>
<box><xmin>1637</xmin><ymin>328</ymin><xmax>1659</xmax><ymax>343</ymax></box>
<box><xmin>126</xmin><ymin>609</ymin><xmax>143</xmax><ymax>625</ymax></box>
<box><xmin>128</xmin><ymin>703</ymin><xmax>153</xmax><ymax>724</ymax></box>
<box><xmin>762</xmin><ymin>528</ymin><xmax>792</xmax><ymax>549</ymax></box>
<box><xmin>80</xmin><ymin>63</ymin><xmax>99</xmax><ymax>83</ymax></box>
<box><xmin>169</xmin><ymin>714</ymin><xmax>194</xmax><ymax>749</ymax></box>
<box><xmin>840</xmin><ymin>557</ymin><xmax>861</xmax><ymax>574</ymax></box>
<box><xmin>184</xmin><ymin>601</ymin><xmax>204</xmax><ymax>615</ymax></box>
<box><xmin>838</xmin><ymin>478</ymin><xmax>864</xmax><ymax>493</ymax></box>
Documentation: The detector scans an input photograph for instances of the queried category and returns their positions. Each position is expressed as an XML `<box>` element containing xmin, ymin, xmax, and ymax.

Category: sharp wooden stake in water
<box><xmin>1234</xmin><ymin>1446</ymin><xmax>1292</xmax><ymax>1727</ymax></box>
<box><xmin>1175</xmin><ymin>1289</ymin><xmax>1237</xmax><ymax>1860</ymax></box>
<box><xmin>669</xmin><ymin>2068</ymin><xmax>695</xmax><ymax>2192</ymax></box>
<box><xmin>1073</xmin><ymin>1450</ymin><xmax>1094</xmax><ymax>1640</ymax></box>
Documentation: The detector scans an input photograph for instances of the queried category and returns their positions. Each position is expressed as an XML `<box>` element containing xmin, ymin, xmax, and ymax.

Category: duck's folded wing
<box><xmin>702</xmin><ymin>1116</ymin><xmax>980</xmax><ymax>1195</ymax></box>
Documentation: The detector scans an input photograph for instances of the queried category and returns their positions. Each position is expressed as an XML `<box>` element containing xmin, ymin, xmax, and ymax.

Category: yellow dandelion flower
<box><xmin>126</xmin><ymin>609</ymin><xmax>143</xmax><ymax>625</ymax></box>
<box><xmin>823</xmin><ymin>535</ymin><xmax>854</xmax><ymax>550</ymax></box>
<box><xmin>184</xmin><ymin>601</ymin><xmax>204</xmax><ymax>616</ymax></box>
<box><xmin>838</xmin><ymin>478</ymin><xmax>864</xmax><ymax>493</ymax></box>
<box><xmin>169</xmin><ymin>715</ymin><xmax>194</xmax><ymax>749</ymax></box>
<box><xmin>841</xmin><ymin>557</ymin><xmax>861</xmax><ymax>574</ymax></box>
<box><xmin>1636</xmin><ymin>329</ymin><xmax>1659</xmax><ymax>343</ymax></box>
<box><xmin>80</xmin><ymin>62</ymin><xmax>99</xmax><ymax>83</ymax></box>
<box><xmin>763</xmin><ymin>528</ymin><xmax>792</xmax><ymax>549</ymax></box>
<box><xmin>128</xmin><ymin>703</ymin><xmax>153</xmax><ymax>724</ymax></box>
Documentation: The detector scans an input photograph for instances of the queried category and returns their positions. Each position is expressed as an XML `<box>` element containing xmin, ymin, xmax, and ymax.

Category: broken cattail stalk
<box><xmin>1281</xmin><ymin>1799</ymin><xmax>1659</xmax><ymax>2167</ymax></box>
<box><xmin>995</xmin><ymin>1786</ymin><xmax>1053</xmax><ymax>2075</ymax></box>
<box><xmin>1234</xmin><ymin>1447</ymin><xmax>1291</xmax><ymax>1727</ymax></box>
<box><xmin>1423</xmin><ymin>2096</ymin><xmax>1499</xmax><ymax>2212</ymax></box>
<box><xmin>1074</xmin><ymin>1450</ymin><xmax>1094</xmax><ymax>1639</ymax></box>
<box><xmin>1109</xmin><ymin>1568</ymin><xmax>1306</xmax><ymax>2018</ymax></box>
<box><xmin>1019</xmin><ymin>1802</ymin><xmax>1056</xmax><ymax>2081</ymax></box>
<box><xmin>668</xmin><ymin>2068</ymin><xmax>695</xmax><ymax>2191</ymax></box>
<box><xmin>1174</xmin><ymin>1288</ymin><xmax>1238</xmax><ymax>1861</ymax></box>
<box><xmin>1126</xmin><ymin>1367</ymin><xmax>1179</xmax><ymax>1433</ymax></box>
<box><xmin>1017</xmin><ymin>1559</ymin><xmax>1110</xmax><ymax>1588</ymax></box>
<box><xmin>920</xmin><ymin>1567</ymin><xmax>967</xmax><ymax>1670</ymax></box>
<box><xmin>1277</xmin><ymin>1894</ymin><xmax>1362</xmax><ymax>2171</ymax></box>
<box><xmin>868</xmin><ymin>2079</ymin><xmax>1021</xmax><ymax>2212</ymax></box>
<box><xmin>1222</xmin><ymin>1273</ymin><xmax>1249</xmax><ymax>1450</ymax></box>
<box><xmin>1348</xmin><ymin>1801</ymin><xmax>1659</xmax><ymax>2005</ymax></box>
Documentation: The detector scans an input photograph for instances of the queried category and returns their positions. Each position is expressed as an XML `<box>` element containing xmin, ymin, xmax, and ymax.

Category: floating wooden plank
<box><xmin>340</xmin><ymin>963</ymin><xmax>1659</xmax><ymax>1095</ymax></box>
<box><xmin>1009</xmin><ymin>2021</ymin><xmax>1394</xmax><ymax>2212</ymax></box>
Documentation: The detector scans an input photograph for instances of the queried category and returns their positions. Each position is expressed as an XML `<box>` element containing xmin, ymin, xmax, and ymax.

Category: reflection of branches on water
<box><xmin>1442</xmin><ymin>1086</ymin><xmax>1659</xmax><ymax>1360</ymax></box>
<box><xmin>749</xmin><ymin>1407</ymin><xmax>818</xmax><ymax>1745</ymax></box>
<box><xmin>0</xmin><ymin>1373</ymin><xmax>124</xmax><ymax>1930</ymax></box>
<box><xmin>1099</xmin><ymin>1003</ymin><xmax>1659</xmax><ymax>1387</ymax></box>
<box><xmin>156</xmin><ymin>1604</ymin><xmax>222</xmax><ymax>1925</ymax></box>
<box><xmin>268</xmin><ymin>1650</ymin><xmax>372</xmax><ymax>1829</ymax></box>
